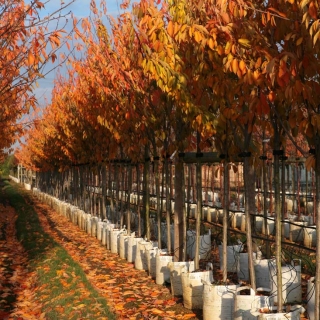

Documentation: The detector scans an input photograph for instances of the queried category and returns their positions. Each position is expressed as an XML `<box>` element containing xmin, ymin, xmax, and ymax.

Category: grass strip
<box><xmin>4</xmin><ymin>181</ymin><xmax>116</xmax><ymax>320</ymax></box>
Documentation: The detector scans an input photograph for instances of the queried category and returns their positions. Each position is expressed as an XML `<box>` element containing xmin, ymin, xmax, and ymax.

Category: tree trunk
<box><xmin>155</xmin><ymin>159</ymin><xmax>161</xmax><ymax>248</ymax></box>
<box><xmin>243</xmin><ymin>156</ymin><xmax>256</xmax><ymax>291</ymax></box>
<box><xmin>84</xmin><ymin>166</ymin><xmax>89</xmax><ymax>213</ymax></box>
<box><xmin>267</xmin><ymin>163</ymin><xmax>273</xmax><ymax>215</ymax></box>
<box><xmin>314</xmin><ymin>135</ymin><xmax>320</xmax><ymax>320</ymax></box>
<box><xmin>101</xmin><ymin>165</ymin><xmax>107</xmax><ymax>219</ymax></box>
<box><xmin>262</xmin><ymin>140</ymin><xmax>270</xmax><ymax>259</ymax></box>
<box><xmin>127</xmin><ymin>165</ymin><xmax>132</xmax><ymax>234</ymax></box>
<box><xmin>93</xmin><ymin>168</ymin><xmax>97</xmax><ymax>217</ymax></box>
<box><xmin>186</xmin><ymin>165</ymin><xmax>191</xmax><ymax>231</ymax></box>
<box><xmin>137</xmin><ymin>164</ymin><xmax>142</xmax><ymax>237</ymax></box>
<box><xmin>182</xmin><ymin>165</ymin><xmax>187</xmax><ymax>262</ymax></box>
<box><xmin>191</xmin><ymin>165</ymin><xmax>196</xmax><ymax>204</ymax></box>
<box><xmin>144</xmin><ymin>145</ymin><xmax>150</xmax><ymax>239</ymax></box>
<box><xmin>222</xmin><ymin>161</ymin><xmax>229</xmax><ymax>283</ymax></box>
<box><xmin>195</xmin><ymin>131</ymin><xmax>203</xmax><ymax>270</ymax></box>
<box><xmin>174</xmin><ymin>157</ymin><xmax>184</xmax><ymax>262</ymax></box>
<box><xmin>281</xmin><ymin>152</ymin><xmax>287</xmax><ymax>240</ymax></box>
<box><xmin>297</xmin><ymin>163</ymin><xmax>301</xmax><ymax>218</ymax></box>
<box><xmin>272</xmin><ymin>120</ymin><xmax>283</xmax><ymax>312</ymax></box>
<box><xmin>120</xmin><ymin>164</ymin><xmax>125</xmax><ymax>227</ymax></box>
<box><xmin>292</xmin><ymin>163</ymin><xmax>296</xmax><ymax>211</ymax></box>
<box><xmin>115</xmin><ymin>164</ymin><xmax>119</xmax><ymax>226</ymax></box>
<box><xmin>108</xmin><ymin>163</ymin><xmax>115</xmax><ymax>220</ymax></box>
<box><xmin>305</xmin><ymin>167</ymin><xmax>309</xmax><ymax>215</ymax></box>
<box><xmin>165</xmin><ymin>158</ymin><xmax>172</xmax><ymax>253</ymax></box>
<box><xmin>194</xmin><ymin>157</ymin><xmax>202</xmax><ymax>270</ymax></box>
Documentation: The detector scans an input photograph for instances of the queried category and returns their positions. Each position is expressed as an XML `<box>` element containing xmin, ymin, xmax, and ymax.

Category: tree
<box><xmin>0</xmin><ymin>0</ymin><xmax>76</xmax><ymax>159</ymax></box>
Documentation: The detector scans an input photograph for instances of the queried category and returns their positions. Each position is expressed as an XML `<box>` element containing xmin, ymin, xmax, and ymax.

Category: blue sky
<box><xmin>34</xmin><ymin>0</ymin><xmax>121</xmax><ymax>107</ymax></box>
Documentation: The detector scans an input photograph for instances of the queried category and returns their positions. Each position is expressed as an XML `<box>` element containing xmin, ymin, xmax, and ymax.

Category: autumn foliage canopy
<box><xmin>0</xmin><ymin>0</ymin><xmax>74</xmax><ymax>161</ymax></box>
<box><xmin>12</xmin><ymin>0</ymin><xmax>320</xmax><ymax>170</ymax></box>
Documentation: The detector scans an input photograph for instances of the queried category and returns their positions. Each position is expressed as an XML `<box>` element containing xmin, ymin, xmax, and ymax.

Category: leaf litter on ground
<box><xmin>1</xmin><ymin>181</ymin><xmax>200</xmax><ymax>319</ymax></box>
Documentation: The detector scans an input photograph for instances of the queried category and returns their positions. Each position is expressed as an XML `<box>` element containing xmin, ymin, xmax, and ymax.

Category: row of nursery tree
<box><xmin>12</xmin><ymin>0</ymin><xmax>320</xmax><ymax>317</ymax></box>
<box><xmin>0</xmin><ymin>0</ymin><xmax>78</xmax><ymax>160</ymax></box>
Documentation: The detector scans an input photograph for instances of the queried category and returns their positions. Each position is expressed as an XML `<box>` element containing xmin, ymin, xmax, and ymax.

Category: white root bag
<box><xmin>218</xmin><ymin>244</ymin><xmax>243</xmax><ymax>272</ymax></box>
<box><xmin>168</xmin><ymin>261</ymin><xmax>195</xmax><ymax>296</ymax></box>
<box><xmin>256</xmin><ymin>305</ymin><xmax>305</xmax><ymax>320</ymax></box>
<box><xmin>181</xmin><ymin>269</ymin><xmax>213</xmax><ymax>310</ymax></box>
<box><xmin>155</xmin><ymin>250</ymin><xmax>173</xmax><ymax>285</ymax></box>
<box><xmin>270</xmin><ymin>259</ymin><xmax>302</xmax><ymax>304</ymax></box>
<box><xmin>203</xmin><ymin>281</ymin><xmax>238</xmax><ymax>320</ymax></box>
<box><xmin>234</xmin><ymin>286</ymin><xmax>273</xmax><ymax>320</ymax></box>
<box><xmin>306</xmin><ymin>276</ymin><xmax>315</xmax><ymax>320</ymax></box>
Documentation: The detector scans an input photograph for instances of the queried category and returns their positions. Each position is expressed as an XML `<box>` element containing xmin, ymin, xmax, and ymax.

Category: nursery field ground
<box><xmin>0</xmin><ymin>178</ymin><xmax>313</xmax><ymax>320</ymax></box>
<box><xmin>0</xmin><ymin>179</ymin><xmax>201</xmax><ymax>320</ymax></box>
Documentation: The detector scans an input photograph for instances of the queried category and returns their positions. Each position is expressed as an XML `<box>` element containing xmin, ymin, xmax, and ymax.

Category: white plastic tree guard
<box><xmin>70</xmin><ymin>207</ymin><xmax>78</xmax><ymax>226</ymax></box>
<box><xmin>300</xmin><ymin>214</ymin><xmax>313</xmax><ymax>226</ymax></box>
<box><xmin>58</xmin><ymin>200</ymin><xmax>65</xmax><ymax>216</ymax></box>
<box><xmin>241</xmin><ymin>214</ymin><xmax>246</xmax><ymax>232</ymax></box>
<box><xmin>24</xmin><ymin>183</ymin><xmax>32</xmax><ymax>190</ymax></box>
<box><xmin>306</xmin><ymin>277</ymin><xmax>315</xmax><ymax>320</ymax></box>
<box><xmin>168</xmin><ymin>261</ymin><xmax>195</xmax><ymax>296</ymax></box>
<box><xmin>51</xmin><ymin>197</ymin><xmax>57</xmax><ymax>212</ymax></box>
<box><xmin>160</xmin><ymin>223</ymin><xmax>174</xmax><ymax>251</ymax></box>
<box><xmin>303</xmin><ymin>226</ymin><xmax>316</xmax><ymax>248</ymax></box>
<box><xmin>86</xmin><ymin>214</ymin><xmax>92</xmax><ymax>236</ymax></box>
<box><xmin>106</xmin><ymin>223</ymin><xmax>115</xmax><ymax>250</ymax></box>
<box><xmin>270</xmin><ymin>259</ymin><xmax>302</xmax><ymax>304</ymax></box>
<box><xmin>234</xmin><ymin>287</ymin><xmax>273</xmax><ymax>320</ymax></box>
<box><xmin>254</xmin><ymin>215</ymin><xmax>265</xmax><ymax>234</ymax></box>
<box><xmin>181</xmin><ymin>269</ymin><xmax>213</xmax><ymax>310</ymax></box>
<box><xmin>66</xmin><ymin>205</ymin><xmax>72</xmax><ymax>221</ymax></box>
<box><xmin>232</xmin><ymin>211</ymin><xmax>244</xmax><ymax>229</ymax></box>
<box><xmin>218</xmin><ymin>244</ymin><xmax>243</xmax><ymax>273</ymax></box>
<box><xmin>206</xmin><ymin>207</ymin><xmax>218</xmax><ymax>223</ymax></box>
<box><xmin>119</xmin><ymin>231</ymin><xmax>129</xmax><ymax>259</ymax></box>
<box><xmin>91</xmin><ymin>216</ymin><xmax>99</xmax><ymax>238</ymax></box>
<box><xmin>83</xmin><ymin>213</ymin><xmax>91</xmax><ymax>232</ymax></box>
<box><xmin>282</xmin><ymin>219</ymin><xmax>290</xmax><ymax>239</ymax></box>
<box><xmin>145</xmin><ymin>247</ymin><xmax>158</xmax><ymax>279</ymax></box>
<box><xmin>219</xmin><ymin>209</ymin><xmax>225</xmax><ymax>224</ymax></box>
<box><xmin>134</xmin><ymin>240</ymin><xmax>153</xmax><ymax>271</ymax></box>
<box><xmin>78</xmin><ymin>211</ymin><xmax>85</xmax><ymax>230</ymax></box>
<box><xmin>203</xmin><ymin>281</ymin><xmax>238</xmax><ymax>319</ymax></box>
<box><xmin>256</xmin><ymin>305</ymin><xmax>305</xmax><ymax>319</ymax></box>
<box><xmin>110</xmin><ymin>229</ymin><xmax>125</xmax><ymax>254</ymax></box>
<box><xmin>238</xmin><ymin>252</ymin><xmax>261</xmax><ymax>281</ymax></box>
<box><xmin>254</xmin><ymin>259</ymin><xmax>273</xmax><ymax>289</ymax></box>
<box><xmin>186</xmin><ymin>230</ymin><xmax>211</xmax><ymax>260</ymax></box>
<box><xmin>127</xmin><ymin>235</ymin><xmax>143</xmax><ymax>263</ymax></box>
<box><xmin>266</xmin><ymin>217</ymin><xmax>275</xmax><ymax>235</ymax></box>
<box><xmin>97</xmin><ymin>221</ymin><xmax>103</xmax><ymax>241</ymax></box>
<box><xmin>155</xmin><ymin>250</ymin><xmax>173</xmax><ymax>285</ymax></box>
<box><xmin>101</xmin><ymin>222</ymin><xmax>108</xmax><ymax>246</ymax></box>
<box><xmin>130</xmin><ymin>193</ymin><xmax>137</xmax><ymax>205</ymax></box>
<box><xmin>289</xmin><ymin>221</ymin><xmax>307</xmax><ymax>242</ymax></box>
<box><xmin>202</xmin><ymin>206</ymin><xmax>208</xmax><ymax>221</ymax></box>
<box><xmin>189</xmin><ymin>203</ymin><xmax>197</xmax><ymax>219</ymax></box>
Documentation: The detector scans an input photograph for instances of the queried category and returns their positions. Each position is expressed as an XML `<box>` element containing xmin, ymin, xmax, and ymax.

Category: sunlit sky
<box><xmin>34</xmin><ymin>0</ymin><xmax>121</xmax><ymax>107</ymax></box>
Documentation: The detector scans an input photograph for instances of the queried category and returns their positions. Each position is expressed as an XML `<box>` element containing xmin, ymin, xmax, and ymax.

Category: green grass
<box><xmin>3</xmin><ymin>181</ymin><xmax>116</xmax><ymax>320</ymax></box>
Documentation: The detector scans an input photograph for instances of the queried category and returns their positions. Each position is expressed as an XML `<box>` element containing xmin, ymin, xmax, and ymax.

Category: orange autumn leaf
<box><xmin>150</xmin><ymin>291</ymin><xmax>160</xmax><ymax>297</ymax></box>
<box><xmin>182</xmin><ymin>314</ymin><xmax>197</xmax><ymax>319</ymax></box>
<box><xmin>153</xmin><ymin>299</ymin><xmax>164</xmax><ymax>305</ymax></box>
<box><xmin>125</xmin><ymin>297</ymin><xmax>136</xmax><ymax>302</ymax></box>
<box><xmin>151</xmin><ymin>308</ymin><xmax>164</xmax><ymax>315</ymax></box>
